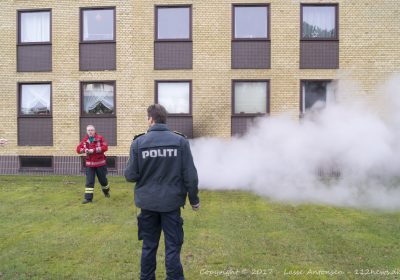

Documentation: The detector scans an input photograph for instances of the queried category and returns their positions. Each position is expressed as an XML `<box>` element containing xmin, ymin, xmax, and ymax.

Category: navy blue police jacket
<box><xmin>124</xmin><ymin>123</ymin><xmax>200</xmax><ymax>212</ymax></box>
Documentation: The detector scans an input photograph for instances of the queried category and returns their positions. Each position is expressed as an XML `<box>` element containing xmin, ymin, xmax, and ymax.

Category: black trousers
<box><xmin>84</xmin><ymin>165</ymin><xmax>109</xmax><ymax>200</ymax></box>
<box><xmin>137</xmin><ymin>208</ymin><xmax>185</xmax><ymax>280</ymax></box>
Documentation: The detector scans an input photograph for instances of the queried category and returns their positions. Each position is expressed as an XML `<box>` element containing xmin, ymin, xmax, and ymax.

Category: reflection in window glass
<box><xmin>302</xmin><ymin>81</ymin><xmax>335</xmax><ymax>112</ymax></box>
<box><xmin>157</xmin><ymin>7</ymin><xmax>190</xmax><ymax>39</ymax></box>
<box><xmin>234</xmin><ymin>6</ymin><xmax>268</xmax><ymax>39</ymax></box>
<box><xmin>20</xmin><ymin>84</ymin><xmax>51</xmax><ymax>115</ymax></box>
<box><xmin>158</xmin><ymin>82</ymin><xmax>190</xmax><ymax>114</ymax></box>
<box><xmin>20</xmin><ymin>11</ymin><xmax>50</xmax><ymax>43</ymax></box>
<box><xmin>302</xmin><ymin>6</ymin><xmax>336</xmax><ymax>39</ymax></box>
<box><xmin>83</xmin><ymin>83</ymin><xmax>114</xmax><ymax>114</ymax></box>
<box><xmin>234</xmin><ymin>82</ymin><xmax>267</xmax><ymax>114</ymax></box>
<box><xmin>83</xmin><ymin>9</ymin><xmax>114</xmax><ymax>41</ymax></box>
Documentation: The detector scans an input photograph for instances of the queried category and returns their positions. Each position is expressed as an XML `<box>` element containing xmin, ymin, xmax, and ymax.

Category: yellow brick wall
<box><xmin>0</xmin><ymin>0</ymin><xmax>400</xmax><ymax>157</ymax></box>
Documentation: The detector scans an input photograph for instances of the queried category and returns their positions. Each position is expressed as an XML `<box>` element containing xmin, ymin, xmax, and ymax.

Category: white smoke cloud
<box><xmin>191</xmin><ymin>75</ymin><xmax>400</xmax><ymax>210</ymax></box>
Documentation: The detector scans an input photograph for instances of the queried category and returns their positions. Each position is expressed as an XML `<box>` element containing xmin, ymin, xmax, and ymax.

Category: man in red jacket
<box><xmin>76</xmin><ymin>125</ymin><xmax>110</xmax><ymax>204</ymax></box>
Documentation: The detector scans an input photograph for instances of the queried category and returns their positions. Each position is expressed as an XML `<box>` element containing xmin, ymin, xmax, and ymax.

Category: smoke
<box><xmin>190</xmin><ymin>75</ymin><xmax>400</xmax><ymax>210</ymax></box>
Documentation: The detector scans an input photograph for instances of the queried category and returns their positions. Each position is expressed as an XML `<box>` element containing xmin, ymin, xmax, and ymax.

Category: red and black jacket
<box><xmin>76</xmin><ymin>133</ymin><xmax>108</xmax><ymax>167</ymax></box>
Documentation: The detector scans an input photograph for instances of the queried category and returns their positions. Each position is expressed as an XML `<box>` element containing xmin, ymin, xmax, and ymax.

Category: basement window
<box><xmin>19</xmin><ymin>156</ymin><xmax>53</xmax><ymax>171</ymax></box>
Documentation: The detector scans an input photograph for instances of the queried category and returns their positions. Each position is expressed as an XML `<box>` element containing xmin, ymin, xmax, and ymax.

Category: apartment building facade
<box><xmin>0</xmin><ymin>0</ymin><xmax>399</xmax><ymax>175</ymax></box>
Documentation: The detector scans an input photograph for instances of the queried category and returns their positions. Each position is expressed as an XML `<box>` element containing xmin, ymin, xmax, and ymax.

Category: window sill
<box><xmin>232</xmin><ymin>38</ymin><xmax>270</xmax><ymax>42</ymax></box>
<box><xmin>79</xmin><ymin>40</ymin><xmax>115</xmax><ymax>44</ymax></box>
<box><xmin>167</xmin><ymin>114</ymin><xmax>192</xmax><ymax>117</ymax></box>
<box><xmin>155</xmin><ymin>39</ymin><xmax>192</xmax><ymax>43</ymax></box>
<box><xmin>232</xmin><ymin>113</ymin><xmax>268</xmax><ymax>117</ymax></box>
<box><xmin>18</xmin><ymin>115</ymin><xmax>52</xmax><ymax>118</ymax></box>
<box><xmin>300</xmin><ymin>38</ymin><xmax>339</xmax><ymax>41</ymax></box>
<box><xmin>80</xmin><ymin>115</ymin><xmax>116</xmax><ymax>118</ymax></box>
<box><xmin>17</xmin><ymin>42</ymin><xmax>51</xmax><ymax>46</ymax></box>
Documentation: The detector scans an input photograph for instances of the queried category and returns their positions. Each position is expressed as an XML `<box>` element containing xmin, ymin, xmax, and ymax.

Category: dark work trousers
<box><xmin>84</xmin><ymin>165</ymin><xmax>109</xmax><ymax>201</ymax></box>
<box><xmin>137</xmin><ymin>207</ymin><xmax>184</xmax><ymax>280</ymax></box>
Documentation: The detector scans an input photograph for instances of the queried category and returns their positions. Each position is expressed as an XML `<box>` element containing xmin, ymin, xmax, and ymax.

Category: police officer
<box><xmin>76</xmin><ymin>125</ymin><xmax>110</xmax><ymax>204</ymax></box>
<box><xmin>124</xmin><ymin>104</ymin><xmax>200</xmax><ymax>280</ymax></box>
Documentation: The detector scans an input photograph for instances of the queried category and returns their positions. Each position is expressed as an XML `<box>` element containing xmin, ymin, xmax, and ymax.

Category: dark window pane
<box><xmin>83</xmin><ymin>9</ymin><xmax>114</xmax><ymax>41</ymax></box>
<box><xmin>302</xmin><ymin>6</ymin><xmax>336</xmax><ymax>39</ymax></box>
<box><xmin>20</xmin><ymin>156</ymin><xmax>52</xmax><ymax>168</ymax></box>
<box><xmin>20</xmin><ymin>11</ymin><xmax>50</xmax><ymax>43</ymax></box>
<box><xmin>234</xmin><ymin>6</ymin><xmax>268</xmax><ymax>39</ymax></box>
<box><xmin>157</xmin><ymin>7</ymin><xmax>190</xmax><ymax>39</ymax></box>
<box><xmin>303</xmin><ymin>81</ymin><xmax>332</xmax><ymax>112</ymax></box>
<box><xmin>234</xmin><ymin>82</ymin><xmax>267</xmax><ymax>114</ymax></box>
<box><xmin>20</xmin><ymin>84</ymin><xmax>51</xmax><ymax>115</ymax></box>
<box><xmin>83</xmin><ymin>83</ymin><xmax>114</xmax><ymax>115</ymax></box>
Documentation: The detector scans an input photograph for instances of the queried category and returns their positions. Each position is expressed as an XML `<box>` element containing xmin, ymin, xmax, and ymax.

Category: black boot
<box><xmin>102</xmin><ymin>185</ymin><xmax>110</xmax><ymax>198</ymax></box>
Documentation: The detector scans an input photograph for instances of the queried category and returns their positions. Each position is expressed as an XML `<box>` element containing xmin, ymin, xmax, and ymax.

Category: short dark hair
<box><xmin>147</xmin><ymin>104</ymin><xmax>167</xmax><ymax>124</ymax></box>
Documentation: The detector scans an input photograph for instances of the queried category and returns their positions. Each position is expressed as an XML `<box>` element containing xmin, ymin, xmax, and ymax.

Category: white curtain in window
<box><xmin>158</xmin><ymin>83</ymin><xmax>190</xmax><ymax>114</ymax></box>
<box><xmin>20</xmin><ymin>12</ymin><xmax>50</xmax><ymax>43</ymax></box>
<box><xmin>234</xmin><ymin>82</ymin><xmax>267</xmax><ymax>114</ymax></box>
<box><xmin>21</xmin><ymin>84</ymin><xmax>51</xmax><ymax>114</ymax></box>
<box><xmin>83</xmin><ymin>83</ymin><xmax>114</xmax><ymax>113</ymax></box>
<box><xmin>302</xmin><ymin>6</ymin><xmax>335</xmax><ymax>38</ymax></box>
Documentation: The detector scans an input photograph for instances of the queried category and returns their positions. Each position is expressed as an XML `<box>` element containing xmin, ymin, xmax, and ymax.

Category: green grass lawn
<box><xmin>0</xmin><ymin>175</ymin><xmax>399</xmax><ymax>280</ymax></box>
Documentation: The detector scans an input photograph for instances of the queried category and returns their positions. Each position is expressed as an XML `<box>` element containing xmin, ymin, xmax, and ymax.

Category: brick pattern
<box><xmin>117</xmin><ymin>156</ymin><xmax>129</xmax><ymax>176</ymax></box>
<box><xmin>54</xmin><ymin>156</ymin><xmax>82</xmax><ymax>175</ymax></box>
<box><xmin>0</xmin><ymin>156</ymin><xmax>19</xmax><ymax>174</ymax></box>
<box><xmin>0</xmin><ymin>155</ymin><xmax>126</xmax><ymax>176</ymax></box>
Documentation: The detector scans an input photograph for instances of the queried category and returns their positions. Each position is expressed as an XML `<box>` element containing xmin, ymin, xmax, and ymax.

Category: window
<box><xmin>156</xmin><ymin>81</ymin><xmax>191</xmax><ymax>115</ymax></box>
<box><xmin>156</xmin><ymin>6</ymin><xmax>191</xmax><ymax>40</ymax></box>
<box><xmin>19</xmin><ymin>84</ymin><xmax>51</xmax><ymax>116</ymax></box>
<box><xmin>18</xmin><ymin>10</ymin><xmax>51</xmax><ymax>43</ymax></box>
<box><xmin>154</xmin><ymin>5</ymin><xmax>192</xmax><ymax>70</ymax></box>
<box><xmin>79</xmin><ymin>7</ymin><xmax>116</xmax><ymax>71</ymax></box>
<box><xmin>301</xmin><ymin>5</ymin><xmax>337</xmax><ymax>39</ymax></box>
<box><xmin>20</xmin><ymin>156</ymin><xmax>53</xmax><ymax>170</ymax></box>
<box><xmin>80</xmin><ymin>81</ymin><xmax>117</xmax><ymax>145</ymax></box>
<box><xmin>300</xmin><ymin>4</ymin><xmax>339</xmax><ymax>69</ymax></box>
<box><xmin>231</xmin><ymin>5</ymin><xmax>270</xmax><ymax>69</ymax></box>
<box><xmin>81</xmin><ymin>8</ymin><xmax>115</xmax><ymax>41</ymax></box>
<box><xmin>18</xmin><ymin>83</ymin><xmax>53</xmax><ymax>146</ymax></box>
<box><xmin>17</xmin><ymin>10</ymin><xmax>52</xmax><ymax>72</ymax></box>
<box><xmin>233</xmin><ymin>5</ymin><xmax>268</xmax><ymax>39</ymax></box>
<box><xmin>81</xmin><ymin>82</ymin><xmax>115</xmax><ymax>115</ymax></box>
<box><xmin>233</xmin><ymin>81</ymin><xmax>269</xmax><ymax>115</ymax></box>
<box><xmin>301</xmin><ymin>80</ymin><xmax>335</xmax><ymax>113</ymax></box>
